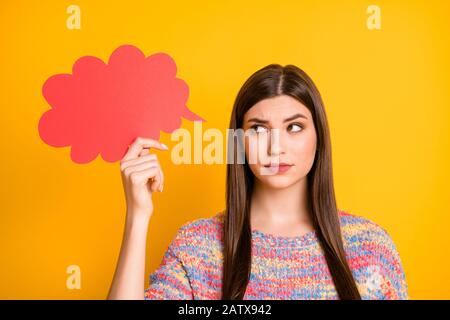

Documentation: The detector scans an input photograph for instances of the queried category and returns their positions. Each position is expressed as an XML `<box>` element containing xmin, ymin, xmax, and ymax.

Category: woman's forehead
<box><xmin>244</xmin><ymin>95</ymin><xmax>311</xmax><ymax>122</ymax></box>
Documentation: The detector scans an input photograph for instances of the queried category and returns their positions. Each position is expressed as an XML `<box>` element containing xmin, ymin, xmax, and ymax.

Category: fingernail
<box><xmin>161</xmin><ymin>143</ymin><xmax>168</xmax><ymax>150</ymax></box>
<box><xmin>160</xmin><ymin>185</ymin><xmax>164</xmax><ymax>192</ymax></box>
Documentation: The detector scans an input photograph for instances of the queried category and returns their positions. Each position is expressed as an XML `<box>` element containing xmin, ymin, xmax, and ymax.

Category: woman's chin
<box><xmin>258</xmin><ymin>175</ymin><xmax>295</xmax><ymax>189</ymax></box>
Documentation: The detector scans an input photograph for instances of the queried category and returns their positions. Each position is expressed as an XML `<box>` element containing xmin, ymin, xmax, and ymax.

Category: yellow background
<box><xmin>0</xmin><ymin>0</ymin><xmax>449</xmax><ymax>299</ymax></box>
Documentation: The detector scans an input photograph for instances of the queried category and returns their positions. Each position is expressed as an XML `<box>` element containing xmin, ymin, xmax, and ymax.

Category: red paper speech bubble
<box><xmin>38</xmin><ymin>44</ymin><xmax>205</xmax><ymax>164</ymax></box>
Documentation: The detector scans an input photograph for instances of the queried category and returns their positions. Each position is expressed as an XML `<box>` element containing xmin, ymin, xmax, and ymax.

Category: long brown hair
<box><xmin>222</xmin><ymin>64</ymin><xmax>361</xmax><ymax>300</ymax></box>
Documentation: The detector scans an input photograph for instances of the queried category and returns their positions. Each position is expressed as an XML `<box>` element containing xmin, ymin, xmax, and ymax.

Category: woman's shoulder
<box><xmin>337</xmin><ymin>209</ymin><xmax>409</xmax><ymax>299</ymax></box>
<box><xmin>171</xmin><ymin>209</ymin><xmax>398</xmax><ymax>250</ymax></box>
<box><xmin>170</xmin><ymin>211</ymin><xmax>225</xmax><ymax>247</ymax></box>
<box><xmin>337</xmin><ymin>209</ymin><xmax>397</xmax><ymax>250</ymax></box>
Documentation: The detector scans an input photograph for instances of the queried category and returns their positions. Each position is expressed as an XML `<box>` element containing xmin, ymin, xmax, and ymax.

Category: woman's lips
<box><xmin>263</xmin><ymin>163</ymin><xmax>293</xmax><ymax>173</ymax></box>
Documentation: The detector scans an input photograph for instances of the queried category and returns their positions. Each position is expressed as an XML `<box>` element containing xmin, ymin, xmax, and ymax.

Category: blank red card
<box><xmin>38</xmin><ymin>44</ymin><xmax>205</xmax><ymax>164</ymax></box>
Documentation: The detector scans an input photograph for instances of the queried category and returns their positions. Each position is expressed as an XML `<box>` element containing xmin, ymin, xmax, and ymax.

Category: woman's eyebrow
<box><xmin>283</xmin><ymin>113</ymin><xmax>308</xmax><ymax>122</ymax></box>
<box><xmin>247</xmin><ymin>113</ymin><xmax>308</xmax><ymax>124</ymax></box>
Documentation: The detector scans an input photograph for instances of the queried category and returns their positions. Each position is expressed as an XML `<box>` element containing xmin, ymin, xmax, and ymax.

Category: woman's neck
<box><xmin>250</xmin><ymin>178</ymin><xmax>312</xmax><ymax>229</ymax></box>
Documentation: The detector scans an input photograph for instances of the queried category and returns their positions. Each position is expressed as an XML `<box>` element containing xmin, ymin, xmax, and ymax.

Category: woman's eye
<box><xmin>251</xmin><ymin>125</ymin><xmax>268</xmax><ymax>134</ymax></box>
<box><xmin>288</xmin><ymin>123</ymin><xmax>303</xmax><ymax>132</ymax></box>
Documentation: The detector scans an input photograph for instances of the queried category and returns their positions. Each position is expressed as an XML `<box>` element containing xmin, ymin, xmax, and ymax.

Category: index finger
<box><xmin>122</xmin><ymin>137</ymin><xmax>168</xmax><ymax>161</ymax></box>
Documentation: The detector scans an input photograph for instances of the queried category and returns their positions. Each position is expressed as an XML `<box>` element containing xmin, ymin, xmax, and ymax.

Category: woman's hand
<box><xmin>108</xmin><ymin>137</ymin><xmax>168</xmax><ymax>300</ymax></box>
<box><xmin>120</xmin><ymin>136</ymin><xmax>168</xmax><ymax>220</ymax></box>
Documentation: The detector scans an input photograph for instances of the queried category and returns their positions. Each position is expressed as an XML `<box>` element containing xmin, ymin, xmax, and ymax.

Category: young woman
<box><xmin>107</xmin><ymin>64</ymin><xmax>409</xmax><ymax>300</ymax></box>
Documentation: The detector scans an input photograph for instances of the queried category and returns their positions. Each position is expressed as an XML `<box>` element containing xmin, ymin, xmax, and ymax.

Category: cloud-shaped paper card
<box><xmin>38</xmin><ymin>44</ymin><xmax>205</xmax><ymax>164</ymax></box>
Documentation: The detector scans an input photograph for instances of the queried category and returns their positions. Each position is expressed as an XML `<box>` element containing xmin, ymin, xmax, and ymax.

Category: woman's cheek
<box><xmin>245</xmin><ymin>135</ymin><xmax>269</xmax><ymax>167</ymax></box>
<box><xmin>291</xmin><ymin>136</ymin><xmax>316</xmax><ymax>174</ymax></box>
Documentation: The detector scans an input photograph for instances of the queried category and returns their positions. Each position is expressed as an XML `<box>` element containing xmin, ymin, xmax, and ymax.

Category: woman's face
<box><xmin>242</xmin><ymin>95</ymin><xmax>317</xmax><ymax>189</ymax></box>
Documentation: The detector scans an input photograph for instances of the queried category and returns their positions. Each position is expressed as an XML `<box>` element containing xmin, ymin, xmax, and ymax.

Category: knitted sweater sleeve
<box><xmin>375</xmin><ymin>227</ymin><xmax>409</xmax><ymax>300</ymax></box>
<box><xmin>144</xmin><ymin>226</ymin><xmax>194</xmax><ymax>300</ymax></box>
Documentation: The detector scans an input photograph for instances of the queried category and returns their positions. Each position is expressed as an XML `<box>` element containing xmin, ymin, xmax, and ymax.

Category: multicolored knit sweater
<box><xmin>144</xmin><ymin>210</ymin><xmax>409</xmax><ymax>300</ymax></box>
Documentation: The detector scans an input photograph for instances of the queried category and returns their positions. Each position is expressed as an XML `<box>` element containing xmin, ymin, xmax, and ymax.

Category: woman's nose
<box><xmin>267</xmin><ymin>128</ymin><xmax>285</xmax><ymax>156</ymax></box>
